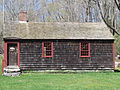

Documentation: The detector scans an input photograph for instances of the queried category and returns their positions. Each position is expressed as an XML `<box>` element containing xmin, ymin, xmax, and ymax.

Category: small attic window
<box><xmin>80</xmin><ymin>42</ymin><xmax>90</xmax><ymax>57</ymax></box>
<box><xmin>42</xmin><ymin>42</ymin><xmax>53</xmax><ymax>57</ymax></box>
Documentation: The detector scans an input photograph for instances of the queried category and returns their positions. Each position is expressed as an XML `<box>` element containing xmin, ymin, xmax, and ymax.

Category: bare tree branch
<box><xmin>114</xmin><ymin>0</ymin><xmax>120</xmax><ymax>11</ymax></box>
<box><xmin>96</xmin><ymin>0</ymin><xmax>120</xmax><ymax>35</ymax></box>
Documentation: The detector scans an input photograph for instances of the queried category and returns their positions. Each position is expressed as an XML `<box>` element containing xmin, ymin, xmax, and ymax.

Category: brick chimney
<box><xmin>18</xmin><ymin>11</ymin><xmax>27</xmax><ymax>22</ymax></box>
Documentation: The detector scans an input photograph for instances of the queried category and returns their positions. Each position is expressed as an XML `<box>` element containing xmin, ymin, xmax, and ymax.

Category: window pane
<box><xmin>44</xmin><ymin>42</ymin><xmax>51</xmax><ymax>50</ymax></box>
<box><xmin>46</xmin><ymin>51</ymin><xmax>52</xmax><ymax>56</ymax></box>
<box><xmin>81</xmin><ymin>51</ymin><xmax>89</xmax><ymax>56</ymax></box>
<box><xmin>80</xmin><ymin>42</ymin><xmax>90</xmax><ymax>57</ymax></box>
<box><xmin>43</xmin><ymin>42</ymin><xmax>53</xmax><ymax>57</ymax></box>
<box><xmin>81</xmin><ymin>43</ymin><xmax>88</xmax><ymax>50</ymax></box>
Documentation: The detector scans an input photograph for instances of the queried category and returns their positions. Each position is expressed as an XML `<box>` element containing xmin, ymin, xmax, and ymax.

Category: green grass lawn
<box><xmin>0</xmin><ymin>55</ymin><xmax>3</xmax><ymax>74</ymax></box>
<box><xmin>0</xmin><ymin>73</ymin><xmax>120</xmax><ymax>90</ymax></box>
<box><xmin>0</xmin><ymin>56</ymin><xmax>120</xmax><ymax>90</ymax></box>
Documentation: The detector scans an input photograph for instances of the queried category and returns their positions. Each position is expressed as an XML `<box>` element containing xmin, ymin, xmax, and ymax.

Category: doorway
<box><xmin>7</xmin><ymin>43</ymin><xmax>18</xmax><ymax>66</ymax></box>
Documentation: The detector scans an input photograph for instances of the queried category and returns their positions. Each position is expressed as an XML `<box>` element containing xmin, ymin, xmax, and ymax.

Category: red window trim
<box><xmin>42</xmin><ymin>42</ymin><xmax>53</xmax><ymax>57</ymax></box>
<box><xmin>4</xmin><ymin>42</ymin><xmax>20</xmax><ymax>67</ymax></box>
<box><xmin>80</xmin><ymin>42</ymin><xmax>91</xmax><ymax>57</ymax></box>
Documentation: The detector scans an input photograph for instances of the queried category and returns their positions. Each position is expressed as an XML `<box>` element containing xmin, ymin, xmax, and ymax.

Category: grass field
<box><xmin>0</xmin><ymin>55</ymin><xmax>3</xmax><ymax>74</ymax></box>
<box><xmin>0</xmin><ymin>56</ymin><xmax>120</xmax><ymax>90</ymax></box>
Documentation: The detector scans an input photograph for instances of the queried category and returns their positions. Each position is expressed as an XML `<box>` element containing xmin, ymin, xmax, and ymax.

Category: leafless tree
<box><xmin>2</xmin><ymin>0</ymin><xmax>120</xmax><ymax>34</ymax></box>
<box><xmin>96</xmin><ymin>0</ymin><xmax>120</xmax><ymax>35</ymax></box>
<box><xmin>114</xmin><ymin>0</ymin><xmax>120</xmax><ymax>11</ymax></box>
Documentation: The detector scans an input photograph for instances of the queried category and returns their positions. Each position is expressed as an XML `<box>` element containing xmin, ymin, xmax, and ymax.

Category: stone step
<box><xmin>3</xmin><ymin>72</ymin><xmax>21</xmax><ymax>77</ymax></box>
<box><xmin>4</xmin><ymin>68</ymin><xmax>20</xmax><ymax>72</ymax></box>
<box><xmin>5</xmin><ymin>65</ymin><xmax>19</xmax><ymax>69</ymax></box>
<box><xmin>4</xmin><ymin>66</ymin><xmax>20</xmax><ymax>73</ymax></box>
<box><xmin>3</xmin><ymin>66</ymin><xmax>21</xmax><ymax>76</ymax></box>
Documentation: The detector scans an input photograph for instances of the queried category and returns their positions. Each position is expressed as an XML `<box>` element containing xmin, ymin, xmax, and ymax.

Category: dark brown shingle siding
<box><xmin>19</xmin><ymin>40</ymin><xmax>114</xmax><ymax>71</ymax></box>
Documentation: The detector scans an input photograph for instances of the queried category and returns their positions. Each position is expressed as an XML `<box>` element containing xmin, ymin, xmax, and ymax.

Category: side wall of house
<box><xmin>19</xmin><ymin>40</ymin><xmax>114</xmax><ymax>71</ymax></box>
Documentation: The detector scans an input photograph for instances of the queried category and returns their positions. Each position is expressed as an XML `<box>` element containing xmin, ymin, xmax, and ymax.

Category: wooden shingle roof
<box><xmin>3</xmin><ymin>22</ymin><xmax>114</xmax><ymax>40</ymax></box>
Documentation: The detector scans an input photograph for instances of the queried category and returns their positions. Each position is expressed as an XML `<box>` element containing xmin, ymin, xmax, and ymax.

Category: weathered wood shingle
<box><xmin>19</xmin><ymin>40</ymin><xmax>114</xmax><ymax>70</ymax></box>
<box><xmin>4</xmin><ymin>22</ymin><xmax>114</xmax><ymax>40</ymax></box>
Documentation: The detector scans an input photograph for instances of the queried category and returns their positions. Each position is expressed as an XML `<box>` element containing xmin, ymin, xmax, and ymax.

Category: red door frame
<box><xmin>4</xmin><ymin>42</ymin><xmax>20</xmax><ymax>67</ymax></box>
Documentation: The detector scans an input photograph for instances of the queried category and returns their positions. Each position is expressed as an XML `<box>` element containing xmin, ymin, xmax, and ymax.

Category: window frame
<box><xmin>80</xmin><ymin>42</ymin><xmax>91</xmax><ymax>57</ymax></box>
<box><xmin>42</xmin><ymin>42</ymin><xmax>53</xmax><ymax>57</ymax></box>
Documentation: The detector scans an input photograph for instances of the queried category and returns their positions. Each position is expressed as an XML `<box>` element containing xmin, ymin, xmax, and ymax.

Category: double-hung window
<box><xmin>80</xmin><ymin>42</ymin><xmax>90</xmax><ymax>57</ymax></box>
<box><xmin>42</xmin><ymin>42</ymin><xmax>53</xmax><ymax>57</ymax></box>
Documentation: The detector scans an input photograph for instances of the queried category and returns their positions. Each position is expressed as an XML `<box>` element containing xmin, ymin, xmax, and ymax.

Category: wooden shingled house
<box><xmin>2</xmin><ymin>12</ymin><xmax>115</xmax><ymax>74</ymax></box>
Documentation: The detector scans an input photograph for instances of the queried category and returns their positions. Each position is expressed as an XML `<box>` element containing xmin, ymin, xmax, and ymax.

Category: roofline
<box><xmin>3</xmin><ymin>38</ymin><xmax>114</xmax><ymax>41</ymax></box>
